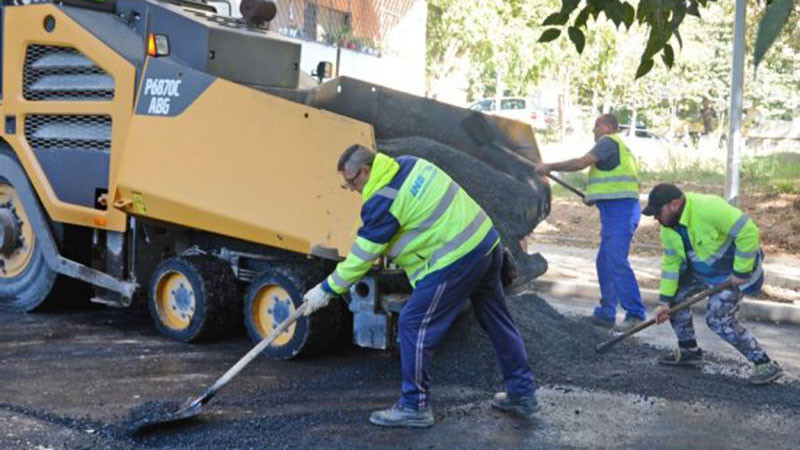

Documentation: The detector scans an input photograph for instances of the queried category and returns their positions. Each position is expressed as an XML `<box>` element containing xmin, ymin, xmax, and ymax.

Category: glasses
<box><xmin>342</xmin><ymin>168</ymin><xmax>362</xmax><ymax>189</ymax></box>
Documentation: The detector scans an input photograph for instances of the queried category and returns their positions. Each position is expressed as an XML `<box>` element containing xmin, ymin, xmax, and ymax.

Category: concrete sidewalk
<box><xmin>528</xmin><ymin>242</ymin><xmax>800</xmax><ymax>325</ymax></box>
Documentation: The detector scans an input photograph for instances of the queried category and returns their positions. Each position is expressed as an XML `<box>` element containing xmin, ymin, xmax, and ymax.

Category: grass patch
<box><xmin>549</xmin><ymin>171</ymin><xmax>588</xmax><ymax>198</ymax></box>
<box><xmin>640</xmin><ymin>163</ymin><xmax>726</xmax><ymax>186</ymax></box>
<box><xmin>548</xmin><ymin>152</ymin><xmax>800</xmax><ymax>196</ymax></box>
<box><xmin>741</xmin><ymin>153</ymin><xmax>800</xmax><ymax>194</ymax></box>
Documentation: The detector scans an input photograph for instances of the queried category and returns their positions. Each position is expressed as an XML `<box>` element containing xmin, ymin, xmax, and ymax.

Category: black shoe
<box><xmin>491</xmin><ymin>392</ymin><xmax>539</xmax><ymax>418</ymax></box>
<box><xmin>659</xmin><ymin>347</ymin><xmax>703</xmax><ymax>368</ymax></box>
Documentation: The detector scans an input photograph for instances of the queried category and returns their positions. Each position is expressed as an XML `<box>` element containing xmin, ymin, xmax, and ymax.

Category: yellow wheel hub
<box><xmin>251</xmin><ymin>284</ymin><xmax>297</xmax><ymax>346</ymax></box>
<box><xmin>154</xmin><ymin>271</ymin><xmax>195</xmax><ymax>330</ymax></box>
<box><xmin>0</xmin><ymin>184</ymin><xmax>35</xmax><ymax>279</ymax></box>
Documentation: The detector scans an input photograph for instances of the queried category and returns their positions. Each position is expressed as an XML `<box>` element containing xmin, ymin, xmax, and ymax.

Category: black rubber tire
<box><xmin>244</xmin><ymin>265</ymin><xmax>344</xmax><ymax>360</ymax></box>
<box><xmin>148</xmin><ymin>254</ymin><xmax>240</xmax><ymax>342</ymax></box>
<box><xmin>0</xmin><ymin>175</ymin><xmax>57</xmax><ymax>312</ymax></box>
<box><xmin>0</xmin><ymin>239</ymin><xmax>56</xmax><ymax>312</ymax></box>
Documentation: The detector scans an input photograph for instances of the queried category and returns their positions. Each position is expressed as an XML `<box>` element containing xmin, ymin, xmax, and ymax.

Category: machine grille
<box><xmin>23</xmin><ymin>45</ymin><xmax>114</xmax><ymax>101</ymax></box>
<box><xmin>24</xmin><ymin>115</ymin><xmax>112</xmax><ymax>152</ymax></box>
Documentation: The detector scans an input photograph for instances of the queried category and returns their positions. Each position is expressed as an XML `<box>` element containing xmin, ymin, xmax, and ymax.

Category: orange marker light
<box><xmin>94</xmin><ymin>217</ymin><xmax>107</xmax><ymax>227</ymax></box>
<box><xmin>147</xmin><ymin>33</ymin><xmax>157</xmax><ymax>57</ymax></box>
<box><xmin>147</xmin><ymin>33</ymin><xmax>170</xmax><ymax>57</ymax></box>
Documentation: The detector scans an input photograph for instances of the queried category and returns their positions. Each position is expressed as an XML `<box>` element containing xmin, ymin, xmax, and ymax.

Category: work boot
<box><xmin>749</xmin><ymin>361</ymin><xmax>784</xmax><ymax>385</ymax></box>
<box><xmin>490</xmin><ymin>392</ymin><xmax>539</xmax><ymax>418</ymax></box>
<box><xmin>369</xmin><ymin>403</ymin><xmax>435</xmax><ymax>428</ymax></box>
<box><xmin>613</xmin><ymin>316</ymin><xmax>644</xmax><ymax>333</ymax></box>
<box><xmin>659</xmin><ymin>347</ymin><xmax>703</xmax><ymax>368</ymax></box>
<box><xmin>588</xmin><ymin>315</ymin><xmax>615</xmax><ymax>329</ymax></box>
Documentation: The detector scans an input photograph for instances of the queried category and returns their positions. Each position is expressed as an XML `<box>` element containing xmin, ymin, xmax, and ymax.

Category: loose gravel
<box><xmin>120</xmin><ymin>293</ymin><xmax>800</xmax><ymax>448</ymax></box>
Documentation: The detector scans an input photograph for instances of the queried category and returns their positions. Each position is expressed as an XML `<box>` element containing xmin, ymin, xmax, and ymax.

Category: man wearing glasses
<box><xmin>302</xmin><ymin>144</ymin><xmax>536</xmax><ymax>428</ymax></box>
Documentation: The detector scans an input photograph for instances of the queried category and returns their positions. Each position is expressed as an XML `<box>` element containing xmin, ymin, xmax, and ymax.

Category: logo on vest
<box><xmin>409</xmin><ymin>166</ymin><xmax>435</xmax><ymax>197</ymax></box>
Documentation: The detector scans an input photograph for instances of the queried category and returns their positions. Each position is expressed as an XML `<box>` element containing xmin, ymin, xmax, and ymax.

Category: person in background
<box><xmin>535</xmin><ymin>114</ymin><xmax>646</xmax><ymax>332</ymax></box>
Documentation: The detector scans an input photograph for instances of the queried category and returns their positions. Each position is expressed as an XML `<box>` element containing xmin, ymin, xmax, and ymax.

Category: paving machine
<box><xmin>0</xmin><ymin>0</ymin><xmax>550</xmax><ymax>358</ymax></box>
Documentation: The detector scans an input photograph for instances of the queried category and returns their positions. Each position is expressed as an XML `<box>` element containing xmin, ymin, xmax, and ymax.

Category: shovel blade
<box><xmin>126</xmin><ymin>398</ymin><xmax>204</xmax><ymax>434</ymax></box>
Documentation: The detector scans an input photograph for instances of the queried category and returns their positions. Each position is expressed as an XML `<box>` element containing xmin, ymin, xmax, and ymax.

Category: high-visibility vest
<box><xmin>585</xmin><ymin>134</ymin><xmax>640</xmax><ymax>202</ymax></box>
<box><xmin>323</xmin><ymin>153</ymin><xmax>497</xmax><ymax>294</ymax></box>
<box><xmin>660</xmin><ymin>193</ymin><xmax>761</xmax><ymax>299</ymax></box>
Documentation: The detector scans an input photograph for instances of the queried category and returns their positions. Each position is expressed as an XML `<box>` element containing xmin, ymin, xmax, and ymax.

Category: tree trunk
<box><xmin>701</xmin><ymin>97</ymin><xmax>715</xmax><ymax>134</ymax></box>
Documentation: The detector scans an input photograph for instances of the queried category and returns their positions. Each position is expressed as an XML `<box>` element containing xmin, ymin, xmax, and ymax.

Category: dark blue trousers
<box><xmin>398</xmin><ymin>245</ymin><xmax>535</xmax><ymax>411</ymax></box>
<box><xmin>594</xmin><ymin>198</ymin><xmax>646</xmax><ymax>321</ymax></box>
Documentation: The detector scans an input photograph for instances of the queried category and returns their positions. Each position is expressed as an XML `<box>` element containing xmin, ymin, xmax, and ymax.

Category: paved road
<box><xmin>0</xmin><ymin>294</ymin><xmax>798</xmax><ymax>449</ymax></box>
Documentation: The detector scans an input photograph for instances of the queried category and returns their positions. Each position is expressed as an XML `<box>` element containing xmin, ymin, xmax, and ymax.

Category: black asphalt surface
<box><xmin>1</xmin><ymin>293</ymin><xmax>798</xmax><ymax>449</ymax></box>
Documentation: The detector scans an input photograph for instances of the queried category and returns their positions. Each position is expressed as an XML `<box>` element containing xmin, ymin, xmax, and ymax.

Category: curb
<box><xmin>532</xmin><ymin>279</ymin><xmax>800</xmax><ymax>326</ymax></box>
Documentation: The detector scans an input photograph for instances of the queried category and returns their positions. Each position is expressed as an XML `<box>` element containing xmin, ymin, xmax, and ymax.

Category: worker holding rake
<box><xmin>644</xmin><ymin>183</ymin><xmax>783</xmax><ymax>385</ymax></box>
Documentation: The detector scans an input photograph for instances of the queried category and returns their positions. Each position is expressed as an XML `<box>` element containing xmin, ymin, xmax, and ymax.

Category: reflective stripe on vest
<box><xmin>350</xmin><ymin>242</ymin><xmax>380</xmax><ymax>262</ymax></box>
<box><xmin>586</xmin><ymin>134</ymin><xmax>640</xmax><ymax>202</ymax></box>
<box><xmin>330</xmin><ymin>270</ymin><xmax>352</xmax><ymax>290</ymax></box>
<box><xmin>587</xmin><ymin>175</ymin><xmax>640</xmax><ymax>185</ymax></box>
<box><xmin>409</xmin><ymin>210</ymin><xmax>489</xmax><ymax>282</ymax></box>
<box><xmin>686</xmin><ymin>214</ymin><xmax>750</xmax><ymax>266</ymax></box>
<box><xmin>375</xmin><ymin>187</ymin><xmax>398</xmax><ymax>199</ymax></box>
<box><xmin>387</xmin><ymin>181</ymin><xmax>459</xmax><ymax>259</ymax></box>
<box><xmin>661</xmin><ymin>270</ymin><xmax>679</xmax><ymax>280</ymax></box>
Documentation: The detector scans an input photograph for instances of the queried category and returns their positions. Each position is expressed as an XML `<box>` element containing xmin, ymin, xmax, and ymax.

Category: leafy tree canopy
<box><xmin>539</xmin><ymin>0</ymin><xmax>798</xmax><ymax>78</ymax></box>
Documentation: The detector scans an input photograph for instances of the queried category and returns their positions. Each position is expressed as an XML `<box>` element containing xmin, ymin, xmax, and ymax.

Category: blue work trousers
<box><xmin>398</xmin><ymin>246</ymin><xmax>535</xmax><ymax>411</ymax></box>
<box><xmin>594</xmin><ymin>198</ymin><xmax>646</xmax><ymax>321</ymax></box>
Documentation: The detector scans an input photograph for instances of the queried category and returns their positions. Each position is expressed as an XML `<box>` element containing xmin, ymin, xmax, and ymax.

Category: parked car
<box><xmin>618</xmin><ymin>125</ymin><xmax>690</xmax><ymax>170</ymax></box>
<box><xmin>469</xmin><ymin>97</ymin><xmax>554</xmax><ymax>130</ymax></box>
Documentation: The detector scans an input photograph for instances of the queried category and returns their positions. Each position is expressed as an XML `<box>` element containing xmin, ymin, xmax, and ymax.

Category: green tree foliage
<box><xmin>426</xmin><ymin>0</ymin><xmax>799</xmax><ymax>135</ymax></box>
<box><xmin>754</xmin><ymin>0</ymin><xmax>795</xmax><ymax>67</ymax></box>
<box><xmin>541</xmin><ymin>0</ymin><xmax>799</xmax><ymax>77</ymax></box>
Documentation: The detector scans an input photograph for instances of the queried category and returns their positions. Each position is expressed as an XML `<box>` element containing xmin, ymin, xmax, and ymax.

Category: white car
<box><xmin>619</xmin><ymin>126</ymin><xmax>690</xmax><ymax>170</ymax></box>
<box><xmin>469</xmin><ymin>97</ymin><xmax>553</xmax><ymax>130</ymax></box>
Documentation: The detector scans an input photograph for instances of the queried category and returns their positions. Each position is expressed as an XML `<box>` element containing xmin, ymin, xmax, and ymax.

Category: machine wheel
<box><xmin>148</xmin><ymin>254</ymin><xmax>239</xmax><ymax>342</ymax></box>
<box><xmin>0</xmin><ymin>177</ymin><xmax>57</xmax><ymax>311</ymax></box>
<box><xmin>244</xmin><ymin>266</ymin><xmax>343</xmax><ymax>359</ymax></box>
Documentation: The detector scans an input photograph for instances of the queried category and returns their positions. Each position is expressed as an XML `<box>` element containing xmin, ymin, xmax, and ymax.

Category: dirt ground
<box><xmin>534</xmin><ymin>187</ymin><xmax>800</xmax><ymax>258</ymax></box>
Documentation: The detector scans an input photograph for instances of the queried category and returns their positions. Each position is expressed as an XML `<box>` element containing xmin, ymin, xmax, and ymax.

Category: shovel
<box><xmin>595</xmin><ymin>281</ymin><xmax>733</xmax><ymax>353</ymax></box>
<box><xmin>460</xmin><ymin>112</ymin><xmax>586</xmax><ymax>199</ymax></box>
<box><xmin>128</xmin><ymin>302</ymin><xmax>308</xmax><ymax>432</ymax></box>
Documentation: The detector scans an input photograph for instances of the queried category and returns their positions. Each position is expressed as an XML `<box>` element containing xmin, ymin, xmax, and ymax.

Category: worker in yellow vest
<box><xmin>303</xmin><ymin>144</ymin><xmax>536</xmax><ymax>427</ymax></box>
<box><xmin>535</xmin><ymin>114</ymin><xmax>645</xmax><ymax>332</ymax></box>
<box><xmin>644</xmin><ymin>184</ymin><xmax>783</xmax><ymax>384</ymax></box>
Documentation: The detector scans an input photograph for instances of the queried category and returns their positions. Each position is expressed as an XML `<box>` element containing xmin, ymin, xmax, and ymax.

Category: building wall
<box><xmin>216</xmin><ymin>0</ymin><xmax>426</xmax><ymax>95</ymax></box>
<box><xmin>300</xmin><ymin>38</ymin><xmax>425</xmax><ymax>95</ymax></box>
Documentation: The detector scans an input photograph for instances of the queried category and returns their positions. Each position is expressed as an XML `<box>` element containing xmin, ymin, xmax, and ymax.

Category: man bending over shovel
<box><xmin>302</xmin><ymin>144</ymin><xmax>537</xmax><ymax>428</ymax></box>
<box><xmin>644</xmin><ymin>183</ymin><xmax>783</xmax><ymax>385</ymax></box>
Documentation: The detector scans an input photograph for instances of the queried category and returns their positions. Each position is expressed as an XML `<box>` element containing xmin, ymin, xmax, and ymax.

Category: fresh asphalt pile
<box><xmin>485</xmin><ymin>294</ymin><xmax>800</xmax><ymax>408</ymax></box>
<box><xmin>378</xmin><ymin>137</ymin><xmax>549</xmax><ymax>282</ymax></box>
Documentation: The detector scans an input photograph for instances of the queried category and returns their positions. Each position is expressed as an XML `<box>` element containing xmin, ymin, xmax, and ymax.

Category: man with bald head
<box><xmin>535</xmin><ymin>114</ymin><xmax>645</xmax><ymax>332</ymax></box>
